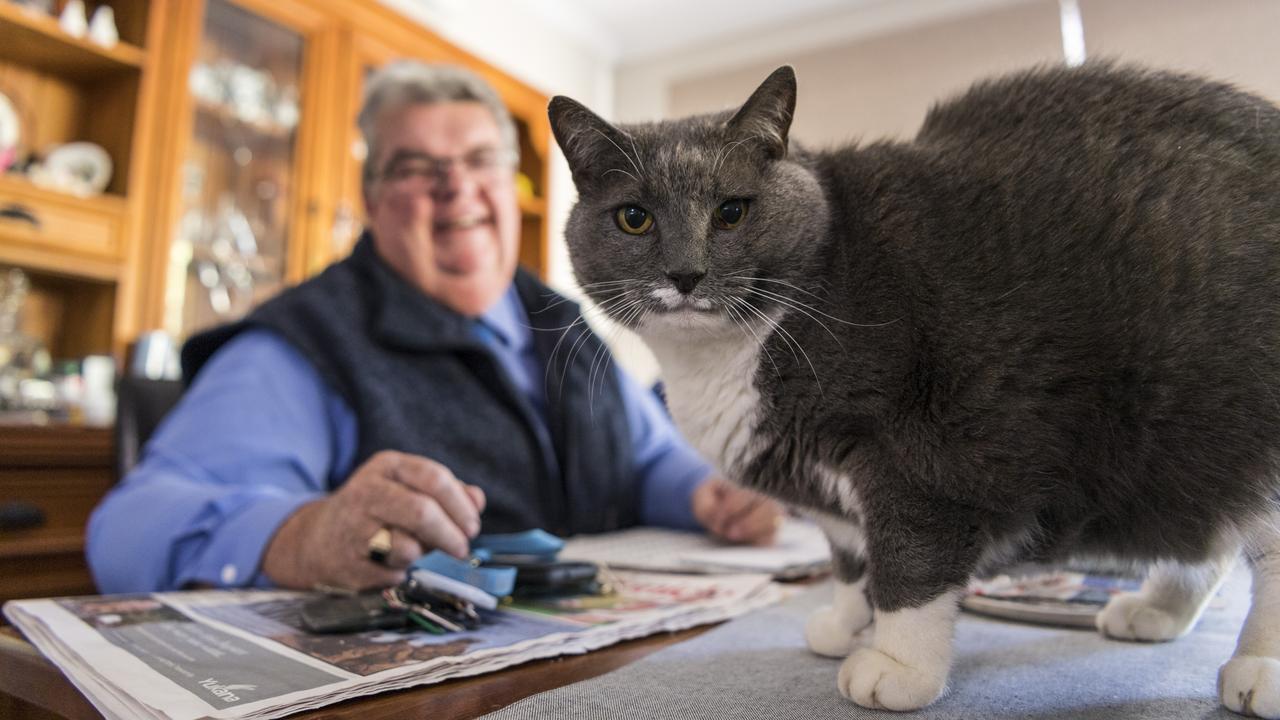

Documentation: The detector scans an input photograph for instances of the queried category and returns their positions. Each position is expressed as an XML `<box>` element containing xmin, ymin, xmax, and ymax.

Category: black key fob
<box><xmin>301</xmin><ymin>593</ymin><xmax>409</xmax><ymax>634</ymax></box>
<box><xmin>493</xmin><ymin>560</ymin><xmax>599</xmax><ymax>596</ymax></box>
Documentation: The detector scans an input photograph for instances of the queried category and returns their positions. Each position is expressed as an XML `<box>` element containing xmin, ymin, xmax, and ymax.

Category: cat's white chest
<box><xmin>645</xmin><ymin>333</ymin><xmax>764</xmax><ymax>477</ymax></box>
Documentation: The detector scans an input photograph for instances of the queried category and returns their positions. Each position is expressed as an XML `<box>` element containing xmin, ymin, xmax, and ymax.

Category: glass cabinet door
<box><xmin>163</xmin><ymin>0</ymin><xmax>304</xmax><ymax>339</ymax></box>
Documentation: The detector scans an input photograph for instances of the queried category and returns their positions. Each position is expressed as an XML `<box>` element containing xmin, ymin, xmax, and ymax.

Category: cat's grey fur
<box><xmin>549</xmin><ymin>63</ymin><xmax>1280</xmax><ymax>716</ymax></box>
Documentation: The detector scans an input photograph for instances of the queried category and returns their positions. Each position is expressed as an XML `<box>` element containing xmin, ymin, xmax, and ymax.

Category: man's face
<box><xmin>364</xmin><ymin>102</ymin><xmax>520</xmax><ymax>317</ymax></box>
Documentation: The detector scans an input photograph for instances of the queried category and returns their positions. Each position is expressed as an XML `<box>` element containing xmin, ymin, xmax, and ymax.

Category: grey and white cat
<box><xmin>549</xmin><ymin>63</ymin><xmax>1280</xmax><ymax>715</ymax></box>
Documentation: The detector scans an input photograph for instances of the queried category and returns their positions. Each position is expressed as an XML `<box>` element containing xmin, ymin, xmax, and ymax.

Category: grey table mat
<box><xmin>483</xmin><ymin>567</ymin><xmax>1252</xmax><ymax>719</ymax></box>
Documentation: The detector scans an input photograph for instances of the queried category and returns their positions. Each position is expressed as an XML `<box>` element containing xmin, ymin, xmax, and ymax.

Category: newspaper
<box><xmin>560</xmin><ymin>518</ymin><xmax>831</xmax><ymax>578</ymax></box>
<box><xmin>4</xmin><ymin>571</ymin><xmax>779</xmax><ymax>720</ymax></box>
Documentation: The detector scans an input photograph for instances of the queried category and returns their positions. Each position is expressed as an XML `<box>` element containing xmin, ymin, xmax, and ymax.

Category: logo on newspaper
<box><xmin>197</xmin><ymin>678</ymin><xmax>257</xmax><ymax>703</ymax></box>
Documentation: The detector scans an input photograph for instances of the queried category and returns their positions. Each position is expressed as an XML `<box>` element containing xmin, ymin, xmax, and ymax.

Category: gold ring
<box><xmin>367</xmin><ymin>527</ymin><xmax>393</xmax><ymax>565</ymax></box>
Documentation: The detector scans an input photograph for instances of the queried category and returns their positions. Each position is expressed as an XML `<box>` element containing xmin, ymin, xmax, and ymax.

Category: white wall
<box><xmin>614</xmin><ymin>0</ymin><xmax>1040</xmax><ymax>124</ymax></box>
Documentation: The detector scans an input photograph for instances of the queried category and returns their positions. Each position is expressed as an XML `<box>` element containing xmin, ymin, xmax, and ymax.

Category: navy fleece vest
<box><xmin>182</xmin><ymin>236</ymin><xmax>636</xmax><ymax>536</ymax></box>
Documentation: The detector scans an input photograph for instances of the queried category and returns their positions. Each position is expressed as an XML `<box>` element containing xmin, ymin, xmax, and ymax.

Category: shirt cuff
<box><xmin>639</xmin><ymin>453</ymin><xmax>714</xmax><ymax>531</ymax></box>
<box><xmin>173</xmin><ymin>491</ymin><xmax>321</xmax><ymax>589</ymax></box>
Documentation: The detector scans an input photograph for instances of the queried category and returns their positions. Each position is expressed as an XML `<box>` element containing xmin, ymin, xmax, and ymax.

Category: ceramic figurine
<box><xmin>87</xmin><ymin>5</ymin><xmax>119</xmax><ymax>48</ymax></box>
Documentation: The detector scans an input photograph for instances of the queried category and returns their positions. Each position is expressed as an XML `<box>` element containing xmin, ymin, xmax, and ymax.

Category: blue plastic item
<box><xmin>470</xmin><ymin>529</ymin><xmax>565</xmax><ymax>560</ymax></box>
<box><xmin>410</xmin><ymin>551</ymin><xmax>516</xmax><ymax>597</ymax></box>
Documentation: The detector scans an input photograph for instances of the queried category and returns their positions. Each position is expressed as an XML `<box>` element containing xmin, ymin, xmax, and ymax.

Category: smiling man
<box><xmin>87</xmin><ymin>62</ymin><xmax>782</xmax><ymax>593</ymax></box>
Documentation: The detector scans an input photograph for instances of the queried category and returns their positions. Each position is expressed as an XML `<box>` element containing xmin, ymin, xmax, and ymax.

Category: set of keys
<box><xmin>300</xmin><ymin>531</ymin><xmax>602</xmax><ymax>635</ymax></box>
<box><xmin>300</xmin><ymin>575</ymin><xmax>488</xmax><ymax>635</ymax></box>
<box><xmin>381</xmin><ymin>574</ymin><xmax>482</xmax><ymax>634</ymax></box>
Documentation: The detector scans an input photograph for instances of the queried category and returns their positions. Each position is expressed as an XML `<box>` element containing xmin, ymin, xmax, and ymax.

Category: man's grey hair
<box><xmin>358</xmin><ymin>61</ymin><xmax>519</xmax><ymax>187</ymax></box>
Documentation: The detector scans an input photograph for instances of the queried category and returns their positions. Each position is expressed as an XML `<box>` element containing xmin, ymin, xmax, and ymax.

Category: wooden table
<box><xmin>0</xmin><ymin>621</ymin><xmax>713</xmax><ymax>719</ymax></box>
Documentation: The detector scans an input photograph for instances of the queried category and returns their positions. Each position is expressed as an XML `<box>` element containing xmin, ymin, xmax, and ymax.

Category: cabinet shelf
<box><xmin>194</xmin><ymin>99</ymin><xmax>297</xmax><ymax>143</ymax></box>
<box><xmin>518</xmin><ymin>194</ymin><xmax>546</xmax><ymax>218</ymax></box>
<box><xmin>0</xmin><ymin>2</ymin><xmax>146</xmax><ymax>80</ymax></box>
<box><xmin>0</xmin><ymin>174</ymin><xmax>125</xmax><ymax>281</ymax></box>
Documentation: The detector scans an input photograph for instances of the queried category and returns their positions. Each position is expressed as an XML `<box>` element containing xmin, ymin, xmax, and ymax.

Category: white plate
<box><xmin>0</xmin><ymin>91</ymin><xmax>18</xmax><ymax>171</ymax></box>
<box><xmin>43</xmin><ymin>141</ymin><xmax>113</xmax><ymax>195</ymax></box>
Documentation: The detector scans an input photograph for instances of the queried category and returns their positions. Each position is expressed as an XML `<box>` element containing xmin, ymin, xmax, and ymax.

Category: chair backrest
<box><xmin>113</xmin><ymin>376</ymin><xmax>184</xmax><ymax>480</ymax></box>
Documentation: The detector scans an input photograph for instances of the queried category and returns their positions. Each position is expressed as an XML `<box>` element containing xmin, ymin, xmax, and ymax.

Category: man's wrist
<box><xmin>261</xmin><ymin>499</ymin><xmax>324</xmax><ymax>589</ymax></box>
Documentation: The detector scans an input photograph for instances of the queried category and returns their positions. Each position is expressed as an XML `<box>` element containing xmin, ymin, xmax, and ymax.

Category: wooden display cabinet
<box><xmin>0</xmin><ymin>0</ymin><xmax>161</xmax><ymax>359</ymax></box>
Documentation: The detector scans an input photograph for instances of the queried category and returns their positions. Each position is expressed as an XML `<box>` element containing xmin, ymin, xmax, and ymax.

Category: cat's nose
<box><xmin>667</xmin><ymin>271</ymin><xmax>705</xmax><ymax>294</ymax></box>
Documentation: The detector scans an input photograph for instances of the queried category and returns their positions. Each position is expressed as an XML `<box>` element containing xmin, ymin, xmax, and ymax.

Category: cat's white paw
<box><xmin>1220</xmin><ymin>656</ymin><xmax>1280</xmax><ymax>718</ymax></box>
<box><xmin>805</xmin><ymin>602</ymin><xmax>873</xmax><ymax>657</ymax></box>
<box><xmin>1096</xmin><ymin>592</ymin><xmax>1195</xmax><ymax>641</ymax></box>
<box><xmin>837</xmin><ymin>647</ymin><xmax>947</xmax><ymax>711</ymax></box>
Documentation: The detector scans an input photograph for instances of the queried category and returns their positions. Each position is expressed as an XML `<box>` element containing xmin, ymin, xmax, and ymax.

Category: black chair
<box><xmin>113</xmin><ymin>376</ymin><xmax>184</xmax><ymax>481</ymax></box>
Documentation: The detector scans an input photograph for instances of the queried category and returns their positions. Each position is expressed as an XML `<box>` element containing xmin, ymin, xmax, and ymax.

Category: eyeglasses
<box><xmin>377</xmin><ymin>147</ymin><xmax>515</xmax><ymax>189</ymax></box>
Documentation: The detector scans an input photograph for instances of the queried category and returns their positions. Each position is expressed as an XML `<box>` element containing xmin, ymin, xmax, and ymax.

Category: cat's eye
<box><xmin>714</xmin><ymin>199</ymin><xmax>749</xmax><ymax>230</ymax></box>
<box><xmin>615</xmin><ymin>205</ymin><xmax>654</xmax><ymax>235</ymax></box>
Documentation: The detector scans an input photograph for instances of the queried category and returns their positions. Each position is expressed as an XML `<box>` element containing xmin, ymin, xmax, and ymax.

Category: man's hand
<box><xmin>261</xmin><ymin>451</ymin><xmax>485</xmax><ymax>591</ymax></box>
<box><xmin>691</xmin><ymin>477</ymin><xmax>784</xmax><ymax>545</ymax></box>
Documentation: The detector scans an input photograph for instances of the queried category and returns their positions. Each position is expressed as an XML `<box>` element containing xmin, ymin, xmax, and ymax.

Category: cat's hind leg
<box><xmin>805</xmin><ymin>513</ymin><xmax>873</xmax><ymax>658</ymax></box>
<box><xmin>1097</xmin><ymin>554</ymin><xmax>1235</xmax><ymax>642</ymax></box>
<box><xmin>1220</xmin><ymin>515</ymin><xmax>1280</xmax><ymax>719</ymax></box>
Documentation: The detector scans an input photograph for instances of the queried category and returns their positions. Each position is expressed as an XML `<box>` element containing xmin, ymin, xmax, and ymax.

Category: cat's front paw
<box><xmin>1220</xmin><ymin>656</ymin><xmax>1280</xmax><ymax>718</ymax></box>
<box><xmin>805</xmin><ymin>602</ymin><xmax>873</xmax><ymax>657</ymax></box>
<box><xmin>1096</xmin><ymin>592</ymin><xmax>1195</xmax><ymax>642</ymax></box>
<box><xmin>837</xmin><ymin>647</ymin><xmax>947</xmax><ymax>711</ymax></box>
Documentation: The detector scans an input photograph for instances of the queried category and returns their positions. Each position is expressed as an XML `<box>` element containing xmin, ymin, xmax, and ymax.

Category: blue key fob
<box><xmin>411</xmin><ymin>551</ymin><xmax>516</xmax><ymax>597</ymax></box>
<box><xmin>471</xmin><ymin>529</ymin><xmax>564</xmax><ymax>560</ymax></box>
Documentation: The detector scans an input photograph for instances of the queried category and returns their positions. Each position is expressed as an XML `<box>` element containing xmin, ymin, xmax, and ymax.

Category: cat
<box><xmin>548</xmin><ymin>62</ymin><xmax>1280</xmax><ymax>716</ymax></box>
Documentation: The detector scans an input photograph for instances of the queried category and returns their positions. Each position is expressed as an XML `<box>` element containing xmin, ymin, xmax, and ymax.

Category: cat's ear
<box><xmin>549</xmin><ymin>96</ymin><xmax>634</xmax><ymax>186</ymax></box>
<box><xmin>726</xmin><ymin>66</ymin><xmax>797</xmax><ymax>160</ymax></box>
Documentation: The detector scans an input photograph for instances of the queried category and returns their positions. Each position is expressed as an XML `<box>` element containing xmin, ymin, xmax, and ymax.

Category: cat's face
<box><xmin>550</xmin><ymin>67</ymin><xmax>830</xmax><ymax>338</ymax></box>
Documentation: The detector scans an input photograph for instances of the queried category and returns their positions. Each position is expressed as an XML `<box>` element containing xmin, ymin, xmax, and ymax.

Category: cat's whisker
<box><xmin>531</xmin><ymin>289</ymin><xmax>635</xmax><ymax>331</ymax></box>
<box><xmin>592</xmin><ymin>127</ymin><xmax>645</xmax><ymax>181</ymax></box>
<box><xmin>731</xmin><ymin>296</ymin><xmax>824</xmax><ymax>397</ymax></box>
<box><xmin>535</xmin><ymin>279</ymin><xmax>646</xmax><ymax>316</ymax></box>
<box><xmin>727</xmin><ymin>274</ymin><xmax>830</xmax><ymax>303</ymax></box>
<box><xmin>712</xmin><ymin>137</ymin><xmax>752</xmax><ymax>178</ymax></box>
<box><xmin>544</xmin><ymin>316</ymin><xmax>588</xmax><ymax>399</ymax></box>
<box><xmin>585</xmin><ymin>299</ymin><xmax>640</xmax><ymax>413</ymax></box>
<box><xmin>593</xmin><ymin>302</ymin><xmax>647</xmax><ymax>409</ymax></box>
<box><xmin>740</xmin><ymin>286</ymin><xmax>846</xmax><ymax>350</ymax></box>
<box><xmin>728</xmin><ymin>296</ymin><xmax>797</xmax><ymax>364</ymax></box>
<box><xmin>542</xmin><ymin>291</ymin><xmax>639</xmax><ymax>401</ymax></box>
<box><xmin>587</xmin><ymin>330</ymin><xmax>610</xmax><ymax>416</ymax></box>
<box><xmin>540</xmin><ymin>278</ymin><xmax>641</xmax><ymax>301</ymax></box>
<box><xmin>741</xmin><ymin>283</ymin><xmax>901</xmax><ymax>328</ymax></box>
<box><xmin>563</xmin><ymin>297</ymin><xmax>647</xmax><ymax>405</ymax></box>
<box><xmin>713</xmin><ymin>133</ymin><xmax>770</xmax><ymax>178</ymax></box>
<box><xmin>558</xmin><ymin>325</ymin><xmax>600</xmax><ymax>404</ymax></box>
<box><xmin>626</xmin><ymin>131</ymin><xmax>647</xmax><ymax>177</ymax></box>
<box><xmin>603</xmin><ymin>167</ymin><xmax>639</xmax><ymax>182</ymax></box>
<box><xmin>722</xmin><ymin>297</ymin><xmax>782</xmax><ymax>379</ymax></box>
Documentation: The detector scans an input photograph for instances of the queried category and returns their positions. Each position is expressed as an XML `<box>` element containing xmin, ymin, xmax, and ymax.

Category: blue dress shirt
<box><xmin>87</xmin><ymin>286</ymin><xmax>712</xmax><ymax>593</ymax></box>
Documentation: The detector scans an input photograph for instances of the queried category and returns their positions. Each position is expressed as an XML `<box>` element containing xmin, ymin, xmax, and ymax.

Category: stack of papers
<box><xmin>963</xmin><ymin>570</ymin><xmax>1143</xmax><ymax>628</ymax></box>
<box><xmin>4</xmin><ymin>571</ymin><xmax>778</xmax><ymax>720</ymax></box>
<box><xmin>560</xmin><ymin>519</ymin><xmax>831</xmax><ymax>578</ymax></box>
